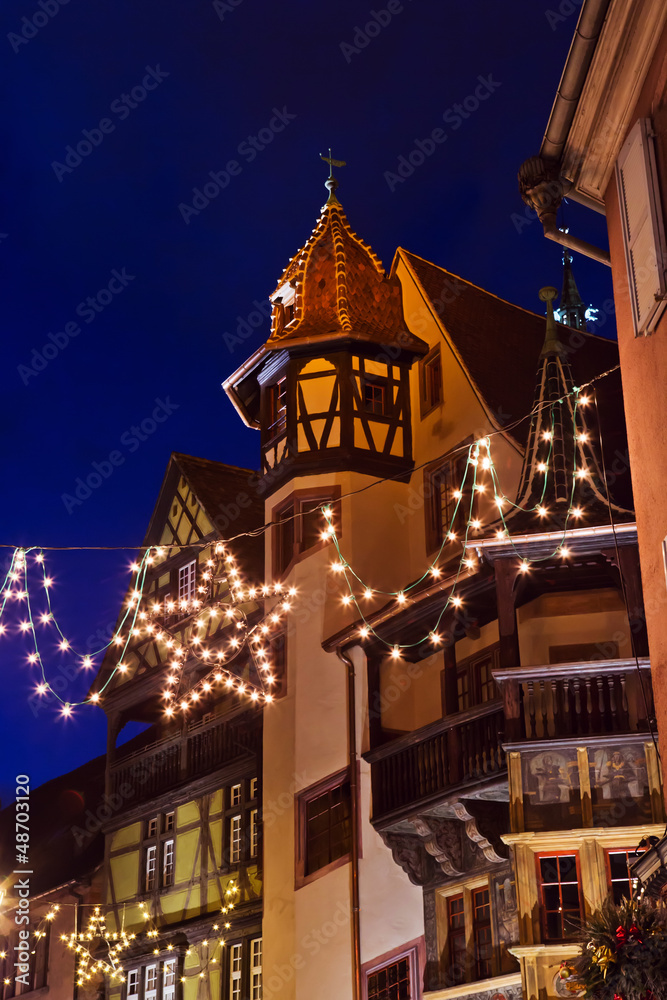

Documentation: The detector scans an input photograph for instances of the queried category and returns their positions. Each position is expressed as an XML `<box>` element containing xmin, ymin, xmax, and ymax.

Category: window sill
<box><xmin>295</xmin><ymin>852</ymin><xmax>350</xmax><ymax>890</ymax></box>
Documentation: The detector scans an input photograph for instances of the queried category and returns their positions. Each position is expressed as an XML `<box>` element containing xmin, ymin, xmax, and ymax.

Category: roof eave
<box><xmin>222</xmin><ymin>345</ymin><xmax>267</xmax><ymax>430</ymax></box>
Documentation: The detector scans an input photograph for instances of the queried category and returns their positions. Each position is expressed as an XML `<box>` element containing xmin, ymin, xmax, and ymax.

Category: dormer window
<box><xmin>178</xmin><ymin>560</ymin><xmax>197</xmax><ymax>605</ymax></box>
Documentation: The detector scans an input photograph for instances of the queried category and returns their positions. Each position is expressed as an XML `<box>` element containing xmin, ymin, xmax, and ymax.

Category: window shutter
<box><xmin>615</xmin><ymin>118</ymin><xmax>667</xmax><ymax>336</ymax></box>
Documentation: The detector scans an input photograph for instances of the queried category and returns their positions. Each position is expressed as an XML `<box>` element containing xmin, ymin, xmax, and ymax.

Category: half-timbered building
<box><xmin>87</xmin><ymin>169</ymin><xmax>665</xmax><ymax>1000</ymax></box>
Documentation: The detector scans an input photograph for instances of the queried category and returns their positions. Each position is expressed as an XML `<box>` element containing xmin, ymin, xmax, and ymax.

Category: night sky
<box><xmin>0</xmin><ymin>0</ymin><xmax>615</xmax><ymax>805</ymax></box>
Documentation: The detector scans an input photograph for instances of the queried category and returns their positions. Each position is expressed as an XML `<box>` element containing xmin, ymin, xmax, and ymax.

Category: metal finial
<box><xmin>538</xmin><ymin>286</ymin><xmax>563</xmax><ymax>357</ymax></box>
<box><xmin>320</xmin><ymin>149</ymin><xmax>346</xmax><ymax>206</ymax></box>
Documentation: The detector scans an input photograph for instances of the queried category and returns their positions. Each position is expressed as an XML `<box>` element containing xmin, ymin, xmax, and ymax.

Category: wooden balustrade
<box><xmin>492</xmin><ymin>658</ymin><xmax>653</xmax><ymax>741</ymax></box>
<box><xmin>109</xmin><ymin>713</ymin><xmax>259</xmax><ymax>799</ymax></box>
<box><xmin>364</xmin><ymin>701</ymin><xmax>506</xmax><ymax>822</ymax></box>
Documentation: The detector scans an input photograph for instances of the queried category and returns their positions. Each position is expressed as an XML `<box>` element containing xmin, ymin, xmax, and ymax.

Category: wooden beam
<box><xmin>494</xmin><ymin>558</ymin><xmax>522</xmax><ymax>741</ymax></box>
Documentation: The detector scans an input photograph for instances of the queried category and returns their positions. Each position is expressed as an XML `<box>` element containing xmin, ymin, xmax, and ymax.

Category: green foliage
<box><xmin>571</xmin><ymin>896</ymin><xmax>667</xmax><ymax>1000</ymax></box>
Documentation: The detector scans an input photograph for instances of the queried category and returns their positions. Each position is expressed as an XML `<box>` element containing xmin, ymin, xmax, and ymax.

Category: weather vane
<box><xmin>320</xmin><ymin>149</ymin><xmax>346</xmax><ymax>177</ymax></box>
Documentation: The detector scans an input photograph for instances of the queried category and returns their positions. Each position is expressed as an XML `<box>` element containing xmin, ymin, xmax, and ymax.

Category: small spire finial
<box><xmin>538</xmin><ymin>285</ymin><xmax>564</xmax><ymax>357</ymax></box>
<box><xmin>320</xmin><ymin>149</ymin><xmax>346</xmax><ymax>206</ymax></box>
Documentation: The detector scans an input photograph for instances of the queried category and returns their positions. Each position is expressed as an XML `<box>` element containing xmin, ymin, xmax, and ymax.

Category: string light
<box><xmin>322</xmin><ymin>386</ymin><xmax>606</xmax><ymax>654</ymax></box>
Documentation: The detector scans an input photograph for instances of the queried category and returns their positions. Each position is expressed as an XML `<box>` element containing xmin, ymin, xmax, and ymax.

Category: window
<box><xmin>224</xmin><ymin>778</ymin><xmax>259</xmax><ymax>868</ymax></box>
<box><xmin>2</xmin><ymin>924</ymin><xmax>50</xmax><ymax>995</ymax></box>
<box><xmin>447</xmin><ymin>895</ymin><xmax>466</xmax><ymax>985</ymax></box>
<box><xmin>420</xmin><ymin>346</ymin><xmax>443</xmax><ymax>416</ymax></box>
<box><xmin>450</xmin><ymin>646</ymin><xmax>500</xmax><ymax>713</ymax></box>
<box><xmin>230</xmin><ymin>944</ymin><xmax>242</xmax><ymax>1000</ymax></box>
<box><xmin>230</xmin><ymin>815</ymin><xmax>242</xmax><ymax>865</ymax></box>
<box><xmin>296</xmin><ymin>769</ymin><xmax>352</xmax><ymax>886</ymax></box>
<box><xmin>145</xmin><ymin>965</ymin><xmax>158</xmax><ymax>1000</ymax></box>
<box><xmin>250</xmin><ymin>938</ymin><xmax>262</xmax><ymax>1000</ymax></box>
<box><xmin>273</xmin><ymin>489</ymin><xmax>341</xmax><ymax>576</ymax></box>
<box><xmin>615</xmin><ymin>118</ymin><xmax>667</xmax><ymax>336</ymax></box>
<box><xmin>363</xmin><ymin>379</ymin><xmax>388</xmax><ymax>415</ymax></box>
<box><xmin>607</xmin><ymin>849</ymin><xmax>645</xmax><ymax>904</ymax></box>
<box><xmin>538</xmin><ymin>854</ymin><xmax>582</xmax><ymax>940</ymax></box>
<box><xmin>367</xmin><ymin>956</ymin><xmax>411</xmax><ymax>1000</ymax></box>
<box><xmin>178</xmin><ymin>560</ymin><xmax>197</xmax><ymax>605</ymax></box>
<box><xmin>163</xmin><ymin>960</ymin><xmax>176</xmax><ymax>1000</ymax></box>
<box><xmin>163</xmin><ymin>840</ymin><xmax>175</xmax><ymax>886</ymax></box>
<box><xmin>268</xmin><ymin>378</ymin><xmax>287</xmax><ymax>437</ymax></box>
<box><xmin>424</xmin><ymin>449</ymin><xmax>471</xmax><ymax>552</ymax></box>
<box><xmin>128</xmin><ymin>969</ymin><xmax>139</xmax><ymax>1000</ymax></box>
<box><xmin>144</xmin><ymin>813</ymin><xmax>176</xmax><ymax>892</ymax></box>
<box><xmin>472</xmin><ymin>888</ymin><xmax>492</xmax><ymax>980</ymax></box>
<box><xmin>250</xmin><ymin>809</ymin><xmax>258</xmax><ymax>858</ymax></box>
<box><xmin>145</xmin><ymin>845</ymin><xmax>157</xmax><ymax>892</ymax></box>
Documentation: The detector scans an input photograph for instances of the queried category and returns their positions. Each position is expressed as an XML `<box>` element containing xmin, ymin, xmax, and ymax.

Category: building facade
<box><xmin>518</xmin><ymin>0</ymin><xmax>667</xmax><ymax>756</ymax></box>
<box><xmin>83</xmin><ymin>171</ymin><xmax>665</xmax><ymax>1000</ymax></box>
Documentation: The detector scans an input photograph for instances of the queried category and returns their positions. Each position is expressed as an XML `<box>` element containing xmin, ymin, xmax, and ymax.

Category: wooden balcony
<box><xmin>109</xmin><ymin>712</ymin><xmax>259</xmax><ymax>800</ymax></box>
<box><xmin>365</xmin><ymin>700</ymin><xmax>506</xmax><ymax>825</ymax></box>
<box><xmin>493</xmin><ymin>657</ymin><xmax>654</xmax><ymax>742</ymax></box>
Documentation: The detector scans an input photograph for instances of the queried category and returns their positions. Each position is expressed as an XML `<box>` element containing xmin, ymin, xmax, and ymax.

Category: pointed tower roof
<box><xmin>498</xmin><ymin>286</ymin><xmax>632</xmax><ymax>532</ymax></box>
<box><xmin>265</xmin><ymin>173</ymin><xmax>426</xmax><ymax>355</ymax></box>
<box><xmin>558</xmin><ymin>247</ymin><xmax>587</xmax><ymax>331</ymax></box>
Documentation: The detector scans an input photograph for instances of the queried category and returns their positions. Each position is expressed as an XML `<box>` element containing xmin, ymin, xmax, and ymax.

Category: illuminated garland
<box><xmin>325</xmin><ymin>389</ymin><xmax>610</xmax><ymax>653</ymax></box>
<box><xmin>0</xmin><ymin>540</ymin><xmax>295</xmax><ymax>717</ymax></box>
<box><xmin>28</xmin><ymin>885</ymin><xmax>241</xmax><ymax>989</ymax></box>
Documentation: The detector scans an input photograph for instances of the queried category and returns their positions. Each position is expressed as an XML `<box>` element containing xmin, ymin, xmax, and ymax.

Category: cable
<box><xmin>0</xmin><ymin>365</ymin><xmax>621</xmax><ymax>553</ymax></box>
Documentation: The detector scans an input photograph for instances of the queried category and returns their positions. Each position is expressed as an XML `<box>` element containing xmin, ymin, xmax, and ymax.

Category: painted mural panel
<box><xmin>521</xmin><ymin>749</ymin><xmax>582</xmax><ymax>830</ymax></box>
<box><xmin>589</xmin><ymin>743</ymin><xmax>651</xmax><ymax>825</ymax></box>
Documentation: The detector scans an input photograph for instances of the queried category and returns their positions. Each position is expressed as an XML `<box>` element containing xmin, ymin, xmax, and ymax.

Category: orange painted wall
<box><xmin>604</xmin><ymin>22</ymin><xmax>667</xmax><ymax>750</ymax></box>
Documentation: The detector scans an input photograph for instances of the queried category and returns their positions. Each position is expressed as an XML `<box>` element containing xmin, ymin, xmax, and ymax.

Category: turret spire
<box><xmin>557</xmin><ymin>247</ymin><xmax>587</xmax><ymax>330</ymax></box>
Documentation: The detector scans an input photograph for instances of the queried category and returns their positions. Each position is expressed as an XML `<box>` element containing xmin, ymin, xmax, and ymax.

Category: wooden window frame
<box><xmin>141</xmin><ymin>813</ymin><xmax>177</xmax><ymax>895</ymax></box>
<box><xmin>605</xmin><ymin>847</ymin><xmax>645</xmax><ymax>904</ymax></box>
<box><xmin>419</xmin><ymin>345</ymin><xmax>443</xmax><ymax>417</ymax></box>
<box><xmin>536</xmin><ymin>851</ymin><xmax>583</xmax><ymax>942</ymax></box>
<box><xmin>361</xmin><ymin>939</ymin><xmax>424</xmax><ymax>1000</ymax></box>
<box><xmin>124</xmin><ymin>957</ymin><xmax>182</xmax><ymax>1000</ymax></box>
<box><xmin>250</xmin><ymin>938</ymin><xmax>262</xmax><ymax>1000</ymax></box>
<box><xmin>177</xmin><ymin>559</ymin><xmax>197</xmax><ymax>606</ymax></box>
<box><xmin>424</xmin><ymin>440</ymin><xmax>473</xmax><ymax>554</ymax></box>
<box><xmin>446</xmin><ymin>893</ymin><xmax>467</xmax><ymax>985</ymax></box>
<box><xmin>362</xmin><ymin>377</ymin><xmax>389</xmax><ymax>416</ymax></box>
<box><xmin>295</xmin><ymin>766</ymin><xmax>358</xmax><ymax>889</ymax></box>
<box><xmin>272</xmin><ymin>486</ymin><xmax>342</xmax><ymax>578</ymax></box>
<box><xmin>472</xmin><ymin>886</ymin><xmax>492</xmax><ymax>981</ymax></box>
<box><xmin>444</xmin><ymin>644</ymin><xmax>500</xmax><ymax>714</ymax></box>
<box><xmin>223</xmin><ymin>777</ymin><xmax>259</xmax><ymax>870</ymax></box>
<box><xmin>267</xmin><ymin>377</ymin><xmax>288</xmax><ymax>439</ymax></box>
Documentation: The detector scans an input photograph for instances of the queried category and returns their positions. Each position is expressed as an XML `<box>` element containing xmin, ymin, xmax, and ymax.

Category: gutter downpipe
<box><xmin>337</xmin><ymin>645</ymin><xmax>361</xmax><ymax>1000</ymax></box>
<box><xmin>518</xmin><ymin>0</ymin><xmax>613</xmax><ymax>266</ymax></box>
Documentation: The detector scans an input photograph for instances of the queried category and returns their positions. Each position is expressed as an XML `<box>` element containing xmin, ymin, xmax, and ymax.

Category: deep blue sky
<box><xmin>0</xmin><ymin>0</ymin><xmax>615</xmax><ymax>803</ymax></box>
